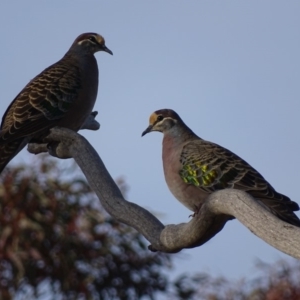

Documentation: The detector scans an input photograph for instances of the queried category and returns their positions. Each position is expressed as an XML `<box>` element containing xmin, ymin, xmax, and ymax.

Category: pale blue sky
<box><xmin>1</xmin><ymin>0</ymin><xmax>300</xmax><ymax>284</ymax></box>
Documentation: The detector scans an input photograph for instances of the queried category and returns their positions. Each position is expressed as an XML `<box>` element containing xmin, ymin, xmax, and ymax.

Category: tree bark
<box><xmin>27</xmin><ymin>122</ymin><xmax>300</xmax><ymax>258</ymax></box>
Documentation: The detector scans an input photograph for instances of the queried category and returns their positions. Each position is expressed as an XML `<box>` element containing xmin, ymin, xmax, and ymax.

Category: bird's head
<box><xmin>142</xmin><ymin>109</ymin><xmax>183</xmax><ymax>136</ymax></box>
<box><xmin>71</xmin><ymin>32</ymin><xmax>113</xmax><ymax>55</ymax></box>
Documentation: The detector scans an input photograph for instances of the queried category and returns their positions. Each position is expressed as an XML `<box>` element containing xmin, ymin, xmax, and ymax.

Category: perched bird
<box><xmin>0</xmin><ymin>32</ymin><xmax>112</xmax><ymax>173</ymax></box>
<box><xmin>142</xmin><ymin>109</ymin><xmax>300</xmax><ymax>227</ymax></box>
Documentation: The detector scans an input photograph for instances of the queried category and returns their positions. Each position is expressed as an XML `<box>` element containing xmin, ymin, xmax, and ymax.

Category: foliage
<box><xmin>170</xmin><ymin>259</ymin><xmax>300</xmax><ymax>300</ymax></box>
<box><xmin>0</xmin><ymin>157</ymin><xmax>171</xmax><ymax>300</ymax></box>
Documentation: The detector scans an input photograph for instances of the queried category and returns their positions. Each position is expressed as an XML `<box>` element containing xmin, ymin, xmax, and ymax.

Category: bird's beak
<box><xmin>141</xmin><ymin>125</ymin><xmax>153</xmax><ymax>137</ymax></box>
<box><xmin>103</xmin><ymin>46</ymin><xmax>113</xmax><ymax>55</ymax></box>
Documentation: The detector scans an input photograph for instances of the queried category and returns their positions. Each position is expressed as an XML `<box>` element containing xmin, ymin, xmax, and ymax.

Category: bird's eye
<box><xmin>88</xmin><ymin>36</ymin><xmax>97</xmax><ymax>43</ymax></box>
<box><xmin>157</xmin><ymin>115</ymin><xmax>164</xmax><ymax>121</ymax></box>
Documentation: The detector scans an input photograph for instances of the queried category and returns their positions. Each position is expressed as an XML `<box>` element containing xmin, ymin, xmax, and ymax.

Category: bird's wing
<box><xmin>179</xmin><ymin>139</ymin><xmax>300</xmax><ymax>226</ymax></box>
<box><xmin>0</xmin><ymin>61</ymin><xmax>81</xmax><ymax>142</ymax></box>
<box><xmin>179</xmin><ymin>140</ymin><xmax>287</xmax><ymax>201</ymax></box>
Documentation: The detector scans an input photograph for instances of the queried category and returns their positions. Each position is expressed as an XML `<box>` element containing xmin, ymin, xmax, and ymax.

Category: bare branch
<box><xmin>27</xmin><ymin>126</ymin><xmax>300</xmax><ymax>258</ymax></box>
<box><xmin>28</xmin><ymin>111</ymin><xmax>100</xmax><ymax>155</ymax></box>
<box><xmin>80</xmin><ymin>111</ymin><xmax>100</xmax><ymax>130</ymax></box>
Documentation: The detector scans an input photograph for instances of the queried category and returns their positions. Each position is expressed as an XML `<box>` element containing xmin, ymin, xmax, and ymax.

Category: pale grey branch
<box><xmin>27</xmin><ymin>126</ymin><xmax>300</xmax><ymax>258</ymax></box>
<box><xmin>80</xmin><ymin>111</ymin><xmax>100</xmax><ymax>130</ymax></box>
<box><xmin>28</xmin><ymin>111</ymin><xmax>100</xmax><ymax>155</ymax></box>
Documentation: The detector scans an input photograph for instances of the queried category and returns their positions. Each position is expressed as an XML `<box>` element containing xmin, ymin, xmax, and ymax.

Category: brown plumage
<box><xmin>0</xmin><ymin>32</ymin><xmax>112</xmax><ymax>173</ymax></box>
<box><xmin>142</xmin><ymin>109</ymin><xmax>300</xmax><ymax>227</ymax></box>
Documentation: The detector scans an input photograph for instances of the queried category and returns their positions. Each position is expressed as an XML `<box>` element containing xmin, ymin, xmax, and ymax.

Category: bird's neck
<box><xmin>163</xmin><ymin>123</ymin><xmax>200</xmax><ymax>148</ymax></box>
<box><xmin>65</xmin><ymin>47</ymin><xmax>95</xmax><ymax>59</ymax></box>
<box><xmin>63</xmin><ymin>51</ymin><xmax>98</xmax><ymax>73</ymax></box>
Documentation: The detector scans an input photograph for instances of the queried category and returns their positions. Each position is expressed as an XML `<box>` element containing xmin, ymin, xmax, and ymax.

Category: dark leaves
<box><xmin>0</xmin><ymin>157</ymin><xmax>170</xmax><ymax>299</ymax></box>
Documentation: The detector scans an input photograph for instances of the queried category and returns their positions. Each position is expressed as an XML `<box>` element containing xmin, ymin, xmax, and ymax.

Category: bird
<box><xmin>142</xmin><ymin>109</ymin><xmax>300</xmax><ymax>227</ymax></box>
<box><xmin>0</xmin><ymin>32</ymin><xmax>112</xmax><ymax>173</ymax></box>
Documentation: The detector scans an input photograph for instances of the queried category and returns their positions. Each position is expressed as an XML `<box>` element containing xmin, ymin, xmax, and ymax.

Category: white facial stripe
<box><xmin>155</xmin><ymin>116</ymin><xmax>176</xmax><ymax>127</ymax></box>
<box><xmin>162</xmin><ymin>117</ymin><xmax>176</xmax><ymax>123</ymax></box>
<box><xmin>77</xmin><ymin>35</ymin><xmax>98</xmax><ymax>46</ymax></box>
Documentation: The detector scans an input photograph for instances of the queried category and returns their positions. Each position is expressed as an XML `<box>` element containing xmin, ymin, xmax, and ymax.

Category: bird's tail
<box><xmin>259</xmin><ymin>197</ymin><xmax>300</xmax><ymax>227</ymax></box>
<box><xmin>0</xmin><ymin>139</ymin><xmax>28</xmax><ymax>174</ymax></box>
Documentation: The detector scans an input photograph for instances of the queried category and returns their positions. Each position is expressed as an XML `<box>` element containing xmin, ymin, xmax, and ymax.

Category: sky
<box><xmin>1</xmin><ymin>0</ymin><xmax>300</xmax><ymax>287</ymax></box>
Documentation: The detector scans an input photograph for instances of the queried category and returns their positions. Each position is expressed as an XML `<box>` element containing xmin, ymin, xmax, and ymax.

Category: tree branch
<box><xmin>27</xmin><ymin>125</ymin><xmax>300</xmax><ymax>258</ymax></box>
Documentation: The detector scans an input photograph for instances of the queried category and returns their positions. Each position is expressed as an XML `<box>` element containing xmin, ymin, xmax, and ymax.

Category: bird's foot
<box><xmin>189</xmin><ymin>205</ymin><xmax>202</xmax><ymax>218</ymax></box>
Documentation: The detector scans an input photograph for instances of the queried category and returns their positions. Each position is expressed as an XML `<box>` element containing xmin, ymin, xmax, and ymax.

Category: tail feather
<box><xmin>0</xmin><ymin>138</ymin><xmax>28</xmax><ymax>174</ymax></box>
<box><xmin>259</xmin><ymin>197</ymin><xmax>300</xmax><ymax>227</ymax></box>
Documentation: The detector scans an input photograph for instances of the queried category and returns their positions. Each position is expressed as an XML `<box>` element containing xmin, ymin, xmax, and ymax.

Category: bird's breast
<box><xmin>58</xmin><ymin>56</ymin><xmax>99</xmax><ymax>131</ymax></box>
<box><xmin>162</xmin><ymin>136</ymin><xmax>208</xmax><ymax>212</ymax></box>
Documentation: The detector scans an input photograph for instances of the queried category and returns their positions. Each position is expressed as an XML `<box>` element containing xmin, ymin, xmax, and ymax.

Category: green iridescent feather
<box><xmin>180</xmin><ymin>162</ymin><xmax>219</xmax><ymax>187</ymax></box>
